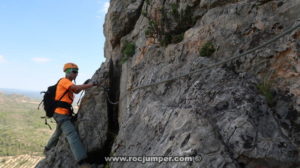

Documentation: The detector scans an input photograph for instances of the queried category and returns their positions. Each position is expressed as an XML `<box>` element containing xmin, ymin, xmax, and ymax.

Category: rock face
<box><xmin>37</xmin><ymin>0</ymin><xmax>300</xmax><ymax>168</ymax></box>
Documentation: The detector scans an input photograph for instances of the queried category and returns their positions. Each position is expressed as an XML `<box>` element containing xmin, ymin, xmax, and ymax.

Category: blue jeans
<box><xmin>45</xmin><ymin>113</ymin><xmax>87</xmax><ymax>162</ymax></box>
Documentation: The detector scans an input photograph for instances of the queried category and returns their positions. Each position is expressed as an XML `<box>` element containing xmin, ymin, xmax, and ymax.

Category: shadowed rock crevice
<box><xmin>103</xmin><ymin>60</ymin><xmax>121</xmax><ymax>162</ymax></box>
<box><xmin>107</xmin><ymin>60</ymin><xmax>121</xmax><ymax>135</ymax></box>
<box><xmin>87</xmin><ymin>60</ymin><xmax>121</xmax><ymax>165</ymax></box>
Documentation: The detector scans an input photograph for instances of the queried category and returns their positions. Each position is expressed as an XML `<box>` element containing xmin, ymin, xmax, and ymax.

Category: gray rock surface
<box><xmin>37</xmin><ymin>0</ymin><xmax>300</xmax><ymax>167</ymax></box>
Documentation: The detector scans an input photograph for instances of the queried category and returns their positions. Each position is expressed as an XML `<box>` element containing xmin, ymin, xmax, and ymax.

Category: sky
<box><xmin>0</xmin><ymin>0</ymin><xmax>110</xmax><ymax>91</ymax></box>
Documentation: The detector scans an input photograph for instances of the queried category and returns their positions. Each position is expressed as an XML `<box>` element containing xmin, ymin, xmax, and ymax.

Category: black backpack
<box><xmin>38</xmin><ymin>79</ymin><xmax>71</xmax><ymax>118</ymax></box>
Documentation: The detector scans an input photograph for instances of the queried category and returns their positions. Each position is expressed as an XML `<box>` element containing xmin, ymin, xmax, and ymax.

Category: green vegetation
<box><xmin>257</xmin><ymin>81</ymin><xmax>274</xmax><ymax>106</ymax></box>
<box><xmin>142</xmin><ymin>10</ymin><xmax>148</xmax><ymax>17</ymax></box>
<box><xmin>171</xmin><ymin>3</ymin><xmax>179</xmax><ymax>19</ymax></box>
<box><xmin>199</xmin><ymin>42</ymin><xmax>216</xmax><ymax>57</ymax></box>
<box><xmin>120</xmin><ymin>41</ymin><xmax>136</xmax><ymax>64</ymax></box>
<box><xmin>0</xmin><ymin>92</ymin><xmax>55</xmax><ymax>156</ymax></box>
<box><xmin>160</xmin><ymin>34</ymin><xmax>172</xmax><ymax>46</ymax></box>
<box><xmin>145</xmin><ymin>20</ymin><xmax>158</xmax><ymax>38</ymax></box>
<box><xmin>143</xmin><ymin>3</ymin><xmax>195</xmax><ymax>46</ymax></box>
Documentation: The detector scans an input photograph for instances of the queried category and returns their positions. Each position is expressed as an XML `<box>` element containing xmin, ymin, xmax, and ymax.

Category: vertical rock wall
<box><xmin>37</xmin><ymin>0</ymin><xmax>300</xmax><ymax>167</ymax></box>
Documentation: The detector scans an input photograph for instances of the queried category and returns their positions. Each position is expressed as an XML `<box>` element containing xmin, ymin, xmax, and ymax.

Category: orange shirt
<box><xmin>54</xmin><ymin>78</ymin><xmax>74</xmax><ymax>115</ymax></box>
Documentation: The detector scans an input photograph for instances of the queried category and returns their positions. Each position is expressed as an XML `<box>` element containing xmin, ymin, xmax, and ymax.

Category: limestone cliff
<box><xmin>37</xmin><ymin>0</ymin><xmax>300</xmax><ymax>167</ymax></box>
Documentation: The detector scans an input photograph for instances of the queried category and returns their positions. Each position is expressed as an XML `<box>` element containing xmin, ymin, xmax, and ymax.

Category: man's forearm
<box><xmin>71</xmin><ymin>83</ymin><xmax>94</xmax><ymax>93</ymax></box>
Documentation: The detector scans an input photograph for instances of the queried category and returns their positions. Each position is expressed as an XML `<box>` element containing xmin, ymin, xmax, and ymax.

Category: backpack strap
<box><xmin>56</xmin><ymin>78</ymin><xmax>70</xmax><ymax>101</ymax></box>
<box><xmin>58</xmin><ymin>89</ymin><xmax>69</xmax><ymax>101</ymax></box>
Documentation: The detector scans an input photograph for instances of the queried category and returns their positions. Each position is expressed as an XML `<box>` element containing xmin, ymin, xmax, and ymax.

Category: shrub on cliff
<box><xmin>199</xmin><ymin>42</ymin><xmax>215</xmax><ymax>57</ymax></box>
<box><xmin>120</xmin><ymin>41</ymin><xmax>136</xmax><ymax>64</ymax></box>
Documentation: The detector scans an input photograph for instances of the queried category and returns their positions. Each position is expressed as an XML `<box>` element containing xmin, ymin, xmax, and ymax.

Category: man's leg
<box><xmin>45</xmin><ymin>124</ymin><xmax>62</xmax><ymax>151</ymax></box>
<box><xmin>60</xmin><ymin>120</ymin><xmax>87</xmax><ymax>162</ymax></box>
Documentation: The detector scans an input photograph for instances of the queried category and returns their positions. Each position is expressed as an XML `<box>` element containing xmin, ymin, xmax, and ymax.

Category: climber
<box><xmin>44</xmin><ymin>63</ymin><xmax>99</xmax><ymax>168</ymax></box>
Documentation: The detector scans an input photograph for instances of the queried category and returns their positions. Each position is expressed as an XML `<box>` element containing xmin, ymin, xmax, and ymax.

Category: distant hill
<box><xmin>0</xmin><ymin>92</ymin><xmax>55</xmax><ymax>157</ymax></box>
<box><xmin>0</xmin><ymin>88</ymin><xmax>42</xmax><ymax>100</ymax></box>
<box><xmin>0</xmin><ymin>88</ymin><xmax>82</xmax><ymax>107</ymax></box>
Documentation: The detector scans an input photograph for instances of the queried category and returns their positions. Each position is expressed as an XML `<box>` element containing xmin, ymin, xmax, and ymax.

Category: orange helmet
<box><xmin>63</xmin><ymin>63</ymin><xmax>79</xmax><ymax>72</ymax></box>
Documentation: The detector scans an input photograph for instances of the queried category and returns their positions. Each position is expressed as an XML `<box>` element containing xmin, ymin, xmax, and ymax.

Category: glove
<box><xmin>83</xmin><ymin>79</ymin><xmax>91</xmax><ymax>84</ymax></box>
<box><xmin>92</xmin><ymin>81</ymin><xmax>100</xmax><ymax>86</ymax></box>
